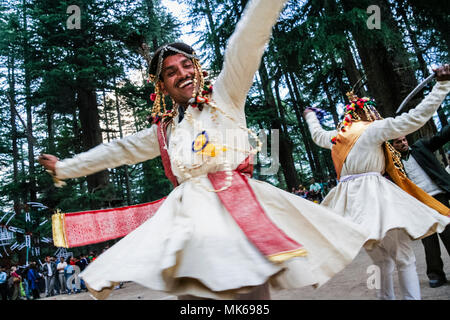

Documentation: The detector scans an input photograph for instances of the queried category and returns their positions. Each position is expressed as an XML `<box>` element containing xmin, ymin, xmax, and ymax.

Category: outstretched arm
<box><xmin>365</xmin><ymin>65</ymin><xmax>450</xmax><ymax>144</ymax></box>
<box><xmin>367</xmin><ymin>81</ymin><xmax>450</xmax><ymax>145</ymax></box>
<box><xmin>304</xmin><ymin>109</ymin><xmax>337</xmax><ymax>150</ymax></box>
<box><xmin>214</xmin><ymin>0</ymin><xmax>288</xmax><ymax>110</ymax></box>
<box><xmin>39</xmin><ymin>125</ymin><xmax>160</xmax><ymax>180</ymax></box>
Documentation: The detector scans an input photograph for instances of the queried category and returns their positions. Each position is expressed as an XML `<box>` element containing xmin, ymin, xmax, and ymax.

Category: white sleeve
<box><xmin>55</xmin><ymin>125</ymin><xmax>160</xmax><ymax>180</ymax></box>
<box><xmin>213</xmin><ymin>0</ymin><xmax>287</xmax><ymax>109</ymax></box>
<box><xmin>365</xmin><ymin>80</ymin><xmax>450</xmax><ymax>145</ymax></box>
<box><xmin>304</xmin><ymin>112</ymin><xmax>336</xmax><ymax>150</ymax></box>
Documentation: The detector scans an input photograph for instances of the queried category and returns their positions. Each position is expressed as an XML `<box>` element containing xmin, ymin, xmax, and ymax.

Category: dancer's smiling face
<box><xmin>159</xmin><ymin>53</ymin><xmax>198</xmax><ymax>106</ymax></box>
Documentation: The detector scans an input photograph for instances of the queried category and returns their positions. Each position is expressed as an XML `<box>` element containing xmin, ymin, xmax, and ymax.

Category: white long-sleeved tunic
<box><xmin>305</xmin><ymin>81</ymin><xmax>450</xmax><ymax>248</ymax></box>
<box><xmin>55</xmin><ymin>0</ymin><xmax>368</xmax><ymax>299</ymax></box>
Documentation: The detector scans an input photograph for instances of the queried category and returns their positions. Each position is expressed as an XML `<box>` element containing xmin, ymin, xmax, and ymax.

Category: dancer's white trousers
<box><xmin>365</xmin><ymin>229</ymin><xmax>421</xmax><ymax>300</ymax></box>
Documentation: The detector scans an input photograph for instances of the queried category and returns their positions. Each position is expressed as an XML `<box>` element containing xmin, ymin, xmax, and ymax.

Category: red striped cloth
<box><xmin>61</xmin><ymin>198</ymin><xmax>165</xmax><ymax>247</ymax></box>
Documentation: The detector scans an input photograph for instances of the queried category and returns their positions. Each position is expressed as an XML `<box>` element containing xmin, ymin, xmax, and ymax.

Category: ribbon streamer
<box><xmin>8</xmin><ymin>226</ymin><xmax>25</xmax><ymax>233</ymax></box>
<box><xmin>5</xmin><ymin>213</ymin><xmax>15</xmax><ymax>226</ymax></box>
<box><xmin>25</xmin><ymin>235</ymin><xmax>31</xmax><ymax>247</ymax></box>
<box><xmin>10</xmin><ymin>241</ymin><xmax>19</xmax><ymax>251</ymax></box>
<box><xmin>0</xmin><ymin>212</ymin><xmax>9</xmax><ymax>223</ymax></box>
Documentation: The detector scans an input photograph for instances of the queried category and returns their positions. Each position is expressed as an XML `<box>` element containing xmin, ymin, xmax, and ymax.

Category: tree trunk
<box><xmin>203</xmin><ymin>0</ymin><xmax>223</xmax><ymax>74</ymax></box>
<box><xmin>114</xmin><ymin>76</ymin><xmax>132</xmax><ymax>205</ymax></box>
<box><xmin>45</xmin><ymin>104</ymin><xmax>55</xmax><ymax>154</ymax></box>
<box><xmin>396</xmin><ymin>1</ymin><xmax>448</xmax><ymax>128</ymax></box>
<box><xmin>258</xmin><ymin>60</ymin><xmax>299</xmax><ymax>190</ymax></box>
<box><xmin>22</xmin><ymin>0</ymin><xmax>36</xmax><ymax>202</ymax></box>
<box><xmin>143</xmin><ymin>0</ymin><xmax>159</xmax><ymax>50</ymax></box>
<box><xmin>288</xmin><ymin>72</ymin><xmax>324</xmax><ymax>177</ymax></box>
<box><xmin>7</xmin><ymin>54</ymin><xmax>20</xmax><ymax>214</ymax></box>
<box><xmin>77</xmin><ymin>86</ymin><xmax>110</xmax><ymax>197</ymax></box>
<box><xmin>340</xmin><ymin>0</ymin><xmax>436</xmax><ymax>142</ymax></box>
<box><xmin>284</xmin><ymin>72</ymin><xmax>317</xmax><ymax>173</ymax></box>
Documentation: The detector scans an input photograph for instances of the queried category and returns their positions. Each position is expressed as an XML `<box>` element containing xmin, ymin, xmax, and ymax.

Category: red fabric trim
<box><xmin>208</xmin><ymin>169</ymin><xmax>303</xmax><ymax>257</ymax></box>
<box><xmin>157</xmin><ymin>121</ymin><xmax>179</xmax><ymax>188</ymax></box>
<box><xmin>63</xmin><ymin>198</ymin><xmax>165</xmax><ymax>247</ymax></box>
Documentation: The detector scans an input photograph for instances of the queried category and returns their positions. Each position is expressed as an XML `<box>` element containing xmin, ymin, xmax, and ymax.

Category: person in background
<box><xmin>309</xmin><ymin>178</ymin><xmax>323</xmax><ymax>203</ymax></box>
<box><xmin>0</xmin><ymin>266</ymin><xmax>8</xmax><ymax>300</ymax></box>
<box><xmin>9</xmin><ymin>266</ymin><xmax>21</xmax><ymax>300</ymax></box>
<box><xmin>64</xmin><ymin>260</ymin><xmax>75</xmax><ymax>294</ymax></box>
<box><xmin>303</xmin><ymin>65</ymin><xmax>450</xmax><ymax>299</ymax></box>
<box><xmin>42</xmin><ymin>256</ymin><xmax>57</xmax><ymax>297</ymax></box>
<box><xmin>27</xmin><ymin>262</ymin><xmax>41</xmax><ymax>299</ymax></box>
<box><xmin>392</xmin><ymin>125</ymin><xmax>450</xmax><ymax>288</ymax></box>
<box><xmin>57</xmin><ymin>257</ymin><xmax>67</xmax><ymax>294</ymax></box>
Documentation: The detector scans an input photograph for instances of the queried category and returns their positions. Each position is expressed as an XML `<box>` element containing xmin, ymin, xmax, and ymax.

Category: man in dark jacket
<box><xmin>392</xmin><ymin>124</ymin><xmax>450</xmax><ymax>288</ymax></box>
<box><xmin>41</xmin><ymin>256</ymin><xmax>57</xmax><ymax>296</ymax></box>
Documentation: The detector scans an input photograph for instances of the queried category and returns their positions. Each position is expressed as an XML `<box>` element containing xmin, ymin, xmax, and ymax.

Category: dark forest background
<box><xmin>0</xmin><ymin>0</ymin><xmax>448</xmax><ymax>265</ymax></box>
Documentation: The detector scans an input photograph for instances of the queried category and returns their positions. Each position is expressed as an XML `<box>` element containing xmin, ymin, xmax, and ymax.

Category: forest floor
<box><xmin>41</xmin><ymin>239</ymin><xmax>450</xmax><ymax>301</ymax></box>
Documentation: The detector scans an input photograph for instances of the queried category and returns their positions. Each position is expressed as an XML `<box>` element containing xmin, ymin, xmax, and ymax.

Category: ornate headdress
<box><xmin>331</xmin><ymin>91</ymin><xmax>381</xmax><ymax>144</ymax></box>
<box><xmin>330</xmin><ymin>90</ymin><xmax>406</xmax><ymax>176</ymax></box>
<box><xmin>147</xmin><ymin>42</ymin><xmax>212</xmax><ymax>123</ymax></box>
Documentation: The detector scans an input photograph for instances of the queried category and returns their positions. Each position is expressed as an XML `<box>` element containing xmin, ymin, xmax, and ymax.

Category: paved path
<box><xmin>41</xmin><ymin>240</ymin><xmax>449</xmax><ymax>300</ymax></box>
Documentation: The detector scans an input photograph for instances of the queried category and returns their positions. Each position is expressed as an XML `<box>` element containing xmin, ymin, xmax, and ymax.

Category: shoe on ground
<box><xmin>429</xmin><ymin>278</ymin><xmax>447</xmax><ymax>288</ymax></box>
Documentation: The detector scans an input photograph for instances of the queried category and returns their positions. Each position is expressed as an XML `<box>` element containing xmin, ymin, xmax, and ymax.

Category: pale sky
<box><xmin>160</xmin><ymin>0</ymin><xmax>200</xmax><ymax>47</ymax></box>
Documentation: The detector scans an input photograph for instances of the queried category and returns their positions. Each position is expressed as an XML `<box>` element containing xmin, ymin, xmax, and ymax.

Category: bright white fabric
<box><xmin>365</xmin><ymin>229</ymin><xmax>421</xmax><ymax>300</ymax></box>
<box><xmin>402</xmin><ymin>155</ymin><xmax>444</xmax><ymax>196</ymax></box>
<box><xmin>54</xmin><ymin>0</ymin><xmax>368</xmax><ymax>299</ymax></box>
<box><xmin>305</xmin><ymin>80</ymin><xmax>450</xmax><ymax>248</ymax></box>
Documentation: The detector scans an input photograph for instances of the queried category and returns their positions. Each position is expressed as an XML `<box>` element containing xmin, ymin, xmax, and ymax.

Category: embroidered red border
<box><xmin>63</xmin><ymin>198</ymin><xmax>165</xmax><ymax>247</ymax></box>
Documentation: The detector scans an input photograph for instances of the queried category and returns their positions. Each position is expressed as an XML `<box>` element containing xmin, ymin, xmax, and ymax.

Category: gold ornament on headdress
<box><xmin>346</xmin><ymin>91</ymin><xmax>359</xmax><ymax>103</ymax></box>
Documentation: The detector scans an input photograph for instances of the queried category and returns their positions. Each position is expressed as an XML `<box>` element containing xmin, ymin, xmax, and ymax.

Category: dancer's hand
<box><xmin>38</xmin><ymin>154</ymin><xmax>59</xmax><ymax>174</ymax></box>
<box><xmin>303</xmin><ymin>108</ymin><xmax>314</xmax><ymax>119</ymax></box>
<box><xmin>433</xmin><ymin>64</ymin><xmax>450</xmax><ymax>81</ymax></box>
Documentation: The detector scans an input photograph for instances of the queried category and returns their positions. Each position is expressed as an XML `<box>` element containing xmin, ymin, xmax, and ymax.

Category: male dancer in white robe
<box><xmin>304</xmin><ymin>65</ymin><xmax>450</xmax><ymax>300</ymax></box>
<box><xmin>38</xmin><ymin>0</ymin><xmax>369</xmax><ymax>300</ymax></box>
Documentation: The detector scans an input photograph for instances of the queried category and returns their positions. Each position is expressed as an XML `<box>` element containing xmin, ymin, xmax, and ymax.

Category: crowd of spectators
<box><xmin>291</xmin><ymin>176</ymin><xmax>337</xmax><ymax>203</ymax></box>
<box><xmin>0</xmin><ymin>250</ymin><xmax>100</xmax><ymax>300</ymax></box>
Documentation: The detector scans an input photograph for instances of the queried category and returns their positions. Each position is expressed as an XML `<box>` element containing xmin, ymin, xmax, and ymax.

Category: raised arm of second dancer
<box><xmin>53</xmin><ymin>125</ymin><xmax>160</xmax><ymax>180</ymax></box>
<box><xmin>214</xmin><ymin>0</ymin><xmax>288</xmax><ymax>110</ymax></box>
<box><xmin>304</xmin><ymin>80</ymin><xmax>450</xmax><ymax>150</ymax></box>
<box><xmin>367</xmin><ymin>80</ymin><xmax>450</xmax><ymax>145</ymax></box>
<box><xmin>303</xmin><ymin>112</ymin><xmax>337</xmax><ymax>150</ymax></box>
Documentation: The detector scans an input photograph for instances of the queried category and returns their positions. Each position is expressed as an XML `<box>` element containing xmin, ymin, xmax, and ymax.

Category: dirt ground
<box><xmin>40</xmin><ymin>239</ymin><xmax>450</xmax><ymax>301</ymax></box>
